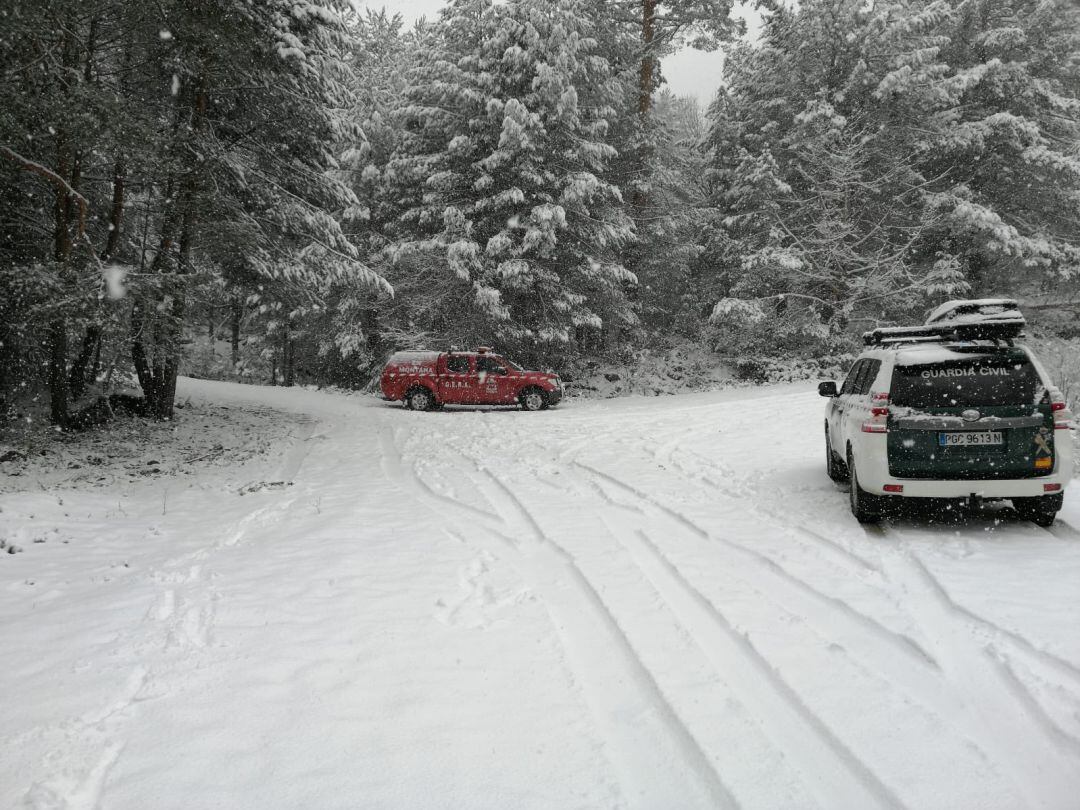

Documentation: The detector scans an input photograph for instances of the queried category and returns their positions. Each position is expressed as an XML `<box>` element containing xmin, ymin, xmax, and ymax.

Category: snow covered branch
<box><xmin>0</xmin><ymin>144</ymin><xmax>89</xmax><ymax>238</ymax></box>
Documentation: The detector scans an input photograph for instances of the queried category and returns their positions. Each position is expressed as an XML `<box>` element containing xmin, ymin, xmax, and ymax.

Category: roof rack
<box><xmin>862</xmin><ymin>299</ymin><xmax>1026</xmax><ymax>346</ymax></box>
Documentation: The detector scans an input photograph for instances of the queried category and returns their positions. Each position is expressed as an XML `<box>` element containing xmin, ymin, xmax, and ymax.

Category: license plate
<box><xmin>938</xmin><ymin>431</ymin><xmax>1004</xmax><ymax>447</ymax></box>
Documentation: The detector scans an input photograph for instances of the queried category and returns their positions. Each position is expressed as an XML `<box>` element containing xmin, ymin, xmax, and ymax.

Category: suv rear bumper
<box><xmin>855</xmin><ymin>432</ymin><xmax>1074</xmax><ymax>498</ymax></box>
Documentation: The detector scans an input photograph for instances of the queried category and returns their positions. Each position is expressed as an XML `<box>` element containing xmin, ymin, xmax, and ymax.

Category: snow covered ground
<box><xmin>3</xmin><ymin>378</ymin><xmax>1080</xmax><ymax>810</ymax></box>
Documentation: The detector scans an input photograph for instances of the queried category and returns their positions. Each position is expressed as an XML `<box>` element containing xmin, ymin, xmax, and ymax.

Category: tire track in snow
<box><xmin>652</xmin><ymin>424</ymin><xmax>702</xmax><ymax>469</ymax></box>
<box><xmin>412</xmin><ymin>461</ymin><xmax>503</xmax><ymax>525</ymax></box>
<box><xmin>577</xmin><ymin>463</ymin><xmax>974</xmax><ymax>807</ymax></box>
<box><xmin>471</xmin><ymin>468</ymin><xmax>742</xmax><ymax>810</ymax></box>
<box><xmin>575</xmin><ymin>462</ymin><xmax>937</xmax><ymax>671</ymax></box>
<box><xmin>993</xmin><ymin>655</ymin><xmax>1080</xmax><ymax>756</ymax></box>
<box><xmin>583</xmin><ymin>463</ymin><xmax>1068</xmax><ymax>726</ymax></box>
<box><xmin>381</xmin><ymin>423</ymin><xmax>741</xmax><ymax>810</ymax></box>
<box><xmin>864</xmin><ymin>523</ymin><xmax>1080</xmax><ymax>696</ymax></box>
<box><xmin>279</xmin><ymin>419</ymin><xmax>320</xmax><ymax>482</ymax></box>
<box><xmin>666</xmin><ymin>443</ymin><xmax>882</xmax><ymax>577</ymax></box>
<box><xmin>581</xmin><ymin>459</ymin><xmax>1080</xmax><ymax>805</ymax></box>
<box><xmin>378</xmin><ymin>425</ymin><xmax>503</xmax><ymax>528</ymax></box>
<box><xmin>905</xmin><ymin>566</ymin><xmax>1080</xmax><ymax>698</ymax></box>
<box><xmin>872</xmin><ymin>534</ymin><xmax>1080</xmax><ymax>810</ymax></box>
<box><xmin>1045</xmin><ymin>516</ymin><xmax>1080</xmax><ymax>543</ymax></box>
<box><xmin>603</xmin><ymin>521</ymin><xmax>906</xmax><ymax>810</ymax></box>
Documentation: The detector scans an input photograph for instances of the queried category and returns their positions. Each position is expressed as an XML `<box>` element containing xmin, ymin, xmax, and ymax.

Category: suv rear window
<box><xmin>890</xmin><ymin>353</ymin><xmax>1039</xmax><ymax>408</ymax></box>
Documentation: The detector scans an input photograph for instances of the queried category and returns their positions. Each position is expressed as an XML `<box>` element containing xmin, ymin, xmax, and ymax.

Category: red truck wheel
<box><xmin>520</xmin><ymin>388</ymin><xmax>547</xmax><ymax>412</ymax></box>
<box><xmin>406</xmin><ymin>387</ymin><xmax>435</xmax><ymax>411</ymax></box>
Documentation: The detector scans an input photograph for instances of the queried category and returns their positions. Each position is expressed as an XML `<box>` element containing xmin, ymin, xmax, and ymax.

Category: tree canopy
<box><xmin>1</xmin><ymin>0</ymin><xmax>1078</xmax><ymax>421</ymax></box>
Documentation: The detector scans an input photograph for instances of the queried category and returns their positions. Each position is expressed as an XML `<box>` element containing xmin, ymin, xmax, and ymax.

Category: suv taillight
<box><xmin>1051</xmin><ymin>390</ymin><xmax>1074</xmax><ymax>430</ymax></box>
<box><xmin>862</xmin><ymin>393</ymin><xmax>889</xmax><ymax>433</ymax></box>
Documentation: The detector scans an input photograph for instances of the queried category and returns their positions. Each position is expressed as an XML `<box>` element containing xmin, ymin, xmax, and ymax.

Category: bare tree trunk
<box><xmin>152</xmin><ymin>64</ymin><xmax>209</xmax><ymax>419</ymax></box>
<box><xmin>89</xmin><ymin>334</ymin><xmax>102</xmax><ymax>383</ymax></box>
<box><xmin>231</xmin><ymin>298</ymin><xmax>241</xmax><ymax>366</ymax></box>
<box><xmin>361</xmin><ymin>308</ymin><xmax>382</xmax><ymax>356</ymax></box>
<box><xmin>70</xmin><ymin>158</ymin><xmax>124</xmax><ymax>400</ymax></box>
<box><xmin>130</xmin><ymin>302</ymin><xmax>158</xmax><ymax>404</ymax></box>
<box><xmin>133</xmin><ymin>56</ymin><xmax>208</xmax><ymax>420</ymax></box>
<box><xmin>638</xmin><ymin>0</ymin><xmax>658</xmax><ymax>120</ymax></box>
<box><xmin>630</xmin><ymin>0</ymin><xmax>658</xmax><ymax>216</ymax></box>
<box><xmin>46</xmin><ymin>323</ymin><xmax>70</xmax><ymax>425</ymax></box>
<box><xmin>70</xmin><ymin>21</ymin><xmax>116</xmax><ymax>405</ymax></box>
<box><xmin>83</xmin><ymin>17</ymin><xmax>97</xmax><ymax>83</ymax></box>
<box><xmin>103</xmin><ymin>158</ymin><xmax>125</xmax><ymax>259</ymax></box>
<box><xmin>132</xmin><ymin>171</ymin><xmax>176</xmax><ymax>414</ymax></box>
<box><xmin>68</xmin><ymin>326</ymin><xmax>101</xmax><ymax>401</ymax></box>
<box><xmin>50</xmin><ymin>138</ymin><xmax>72</xmax><ymax>247</ymax></box>
<box><xmin>283</xmin><ymin>326</ymin><xmax>295</xmax><ymax>387</ymax></box>
<box><xmin>0</xmin><ymin>320</ymin><xmax>13</xmax><ymax>409</ymax></box>
<box><xmin>47</xmin><ymin>130</ymin><xmax>74</xmax><ymax>427</ymax></box>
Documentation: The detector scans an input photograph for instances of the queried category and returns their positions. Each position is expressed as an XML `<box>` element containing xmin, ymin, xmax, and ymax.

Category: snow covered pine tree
<box><xmin>127</xmin><ymin>0</ymin><xmax>390</xmax><ymax>416</ymax></box>
<box><xmin>387</xmin><ymin>0</ymin><xmax>637</xmax><ymax>363</ymax></box>
<box><xmin>702</xmin><ymin>0</ymin><xmax>1080</xmax><ymax>357</ymax></box>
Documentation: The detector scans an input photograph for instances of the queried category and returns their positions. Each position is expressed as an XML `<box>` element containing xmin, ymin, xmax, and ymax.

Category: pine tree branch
<box><xmin>0</xmin><ymin>144</ymin><xmax>89</xmax><ymax>238</ymax></box>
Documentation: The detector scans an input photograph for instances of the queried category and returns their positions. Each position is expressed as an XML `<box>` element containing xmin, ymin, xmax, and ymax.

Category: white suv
<box><xmin>820</xmin><ymin>301</ymin><xmax>1074</xmax><ymax>525</ymax></box>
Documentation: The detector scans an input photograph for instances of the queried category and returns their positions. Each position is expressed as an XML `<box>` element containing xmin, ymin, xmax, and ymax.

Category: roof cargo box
<box><xmin>863</xmin><ymin>299</ymin><xmax>1026</xmax><ymax>346</ymax></box>
<box><xmin>925</xmin><ymin>298</ymin><xmax>1025</xmax><ymax>327</ymax></box>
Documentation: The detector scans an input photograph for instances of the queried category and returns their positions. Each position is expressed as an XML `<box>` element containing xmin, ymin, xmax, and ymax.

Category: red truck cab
<box><xmin>380</xmin><ymin>348</ymin><xmax>563</xmax><ymax>411</ymax></box>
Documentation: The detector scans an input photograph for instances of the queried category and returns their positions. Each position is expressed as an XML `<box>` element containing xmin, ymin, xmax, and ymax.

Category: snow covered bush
<box><xmin>563</xmin><ymin>339</ymin><xmax>853</xmax><ymax>399</ymax></box>
<box><xmin>566</xmin><ymin>343</ymin><xmax>735</xmax><ymax>398</ymax></box>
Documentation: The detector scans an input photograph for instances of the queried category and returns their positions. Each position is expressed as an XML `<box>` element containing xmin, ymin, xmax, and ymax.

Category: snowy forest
<box><xmin>2</xmin><ymin>0</ymin><xmax>1080</xmax><ymax>426</ymax></box>
<box><xmin>5</xmin><ymin>4</ymin><xmax>1080</xmax><ymax>806</ymax></box>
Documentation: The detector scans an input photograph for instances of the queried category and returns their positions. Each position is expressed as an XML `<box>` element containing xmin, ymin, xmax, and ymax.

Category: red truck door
<box><xmin>438</xmin><ymin>354</ymin><xmax>475</xmax><ymax>404</ymax></box>
<box><xmin>476</xmin><ymin>355</ymin><xmax>515</xmax><ymax>403</ymax></box>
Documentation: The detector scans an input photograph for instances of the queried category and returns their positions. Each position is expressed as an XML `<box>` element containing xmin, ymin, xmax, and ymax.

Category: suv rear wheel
<box><xmin>848</xmin><ymin>451</ymin><xmax>881</xmax><ymax>524</ymax></box>
<box><xmin>825</xmin><ymin>427</ymin><xmax>848</xmax><ymax>482</ymax></box>
<box><xmin>1012</xmin><ymin>493</ymin><xmax>1063</xmax><ymax>527</ymax></box>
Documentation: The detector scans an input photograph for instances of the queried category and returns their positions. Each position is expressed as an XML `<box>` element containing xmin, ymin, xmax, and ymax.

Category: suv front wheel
<box><xmin>848</xmin><ymin>451</ymin><xmax>881</xmax><ymax>524</ymax></box>
<box><xmin>1013</xmin><ymin>493</ymin><xmax>1062</xmax><ymax>528</ymax></box>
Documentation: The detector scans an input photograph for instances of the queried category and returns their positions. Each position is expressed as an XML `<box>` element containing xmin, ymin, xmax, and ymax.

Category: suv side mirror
<box><xmin>818</xmin><ymin>381</ymin><xmax>838</xmax><ymax>397</ymax></box>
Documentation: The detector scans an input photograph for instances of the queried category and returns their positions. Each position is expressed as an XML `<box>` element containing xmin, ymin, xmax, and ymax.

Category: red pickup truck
<box><xmin>380</xmin><ymin>348</ymin><xmax>563</xmax><ymax>411</ymax></box>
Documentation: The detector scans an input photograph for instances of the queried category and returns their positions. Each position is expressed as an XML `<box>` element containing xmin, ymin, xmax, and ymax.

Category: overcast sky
<box><xmin>353</xmin><ymin>1</ymin><xmax>762</xmax><ymax>108</ymax></box>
